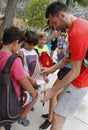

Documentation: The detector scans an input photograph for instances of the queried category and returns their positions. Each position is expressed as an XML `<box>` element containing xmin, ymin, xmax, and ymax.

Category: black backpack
<box><xmin>0</xmin><ymin>54</ymin><xmax>22</xmax><ymax>126</ymax></box>
<box><xmin>51</xmin><ymin>38</ymin><xmax>58</xmax><ymax>51</ymax></box>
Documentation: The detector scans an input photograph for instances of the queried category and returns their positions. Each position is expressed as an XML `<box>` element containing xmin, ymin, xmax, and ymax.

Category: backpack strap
<box><xmin>2</xmin><ymin>54</ymin><xmax>19</xmax><ymax>74</ymax></box>
<box><xmin>34</xmin><ymin>48</ymin><xmax>39</xmax><ymax>55</ymax></box>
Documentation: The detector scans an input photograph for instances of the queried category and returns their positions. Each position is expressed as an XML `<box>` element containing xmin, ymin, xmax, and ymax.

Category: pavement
<box><xmin>2</xmin><ymin>71</ymin><xmax>88</xmax><ymax>130</ymax></box>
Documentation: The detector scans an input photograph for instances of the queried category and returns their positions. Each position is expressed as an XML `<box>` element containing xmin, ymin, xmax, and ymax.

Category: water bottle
<box><xmin>84</xmin><ymin>49</ymin><xmax>88</xmax><ymax>68</ymax></box>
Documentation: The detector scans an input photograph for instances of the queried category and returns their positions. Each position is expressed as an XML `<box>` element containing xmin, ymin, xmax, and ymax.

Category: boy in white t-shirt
<box><xmin>18</xmin><ymin>31</ymin><xmax>49</xmax><ymax>93</ymax></box>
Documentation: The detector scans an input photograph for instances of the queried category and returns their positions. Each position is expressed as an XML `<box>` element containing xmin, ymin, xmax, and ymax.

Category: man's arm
<box><xmin>41</xmin><ymin>60</ymin><xmax>82</xmax><ymax>103</ymax></box>
<box><xmin>41</xmin><ymin>57</ymin><xmax>70</xmax><ymax>75</ymax></box>
<box><xmin>53</xmin><ymin>60</ymin><xmax>82</xmax><ymax>92</ymax></box>
<box><xmin>52</xmin><ymin>56</ymin><xmax>70</xmax><ymax>71</ymax></box>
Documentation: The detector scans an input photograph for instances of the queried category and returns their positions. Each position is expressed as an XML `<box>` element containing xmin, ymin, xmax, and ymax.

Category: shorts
<box><xmin>54</xmin><ymin>84</ymin><xmax>88</xmax><ymax>117</ymax></box>
<box><xmin>57</xmin><ymin>67</ymin><xmax>71</xmax><ymax>80</ymax></box>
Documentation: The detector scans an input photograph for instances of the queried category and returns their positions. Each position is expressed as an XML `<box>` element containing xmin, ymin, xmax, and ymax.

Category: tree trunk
<box><xmin>66</xmin><ymin>0</ymin><xmax>71</xmax><ymax>7</ymax></box>
<box><xmin>0</xmin><ymin>0</ymin><xmax>18</xmax><ymax>34</ymax></box>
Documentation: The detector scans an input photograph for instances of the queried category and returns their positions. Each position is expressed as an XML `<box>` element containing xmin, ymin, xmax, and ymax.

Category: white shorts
<box><xmin>54</xmin><ymin>84</ymin><xmax>88</xmax><ymax>117</ymax></box>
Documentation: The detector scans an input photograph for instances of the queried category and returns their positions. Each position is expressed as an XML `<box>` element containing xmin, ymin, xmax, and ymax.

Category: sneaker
<box><xmin>4</xmin><ymin>125</ymin><xmax>11</xmax><ymax>130</ymax></box>
<box><xmin>39</xmin><ymin>119</ymin><xmax>52</xmax><ymax>130</ymax></box>
<box><xmin>41</xmin><ymin>113</ymin><xmax>48</xmax><ymax>119</ymax></box>
<box><xmin>18</xmin><ymin>118</ymin><xmax>30</xmax><ymax>126</ymax></box>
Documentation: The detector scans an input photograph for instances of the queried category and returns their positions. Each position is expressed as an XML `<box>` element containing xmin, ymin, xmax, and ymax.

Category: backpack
<box><xmin>0</xmin><ymin>54</ymin><xmax>22</xmax><ymax>126</ymax></box>
<box><xmin>51</xmin><ymin>38</ymin><xmax>58</xmax><ymax>51</ymax></box>
<box><xmin>39</xmin><ymin>51</ymin><xmax>53</xmax><ymax>68</ymax></box>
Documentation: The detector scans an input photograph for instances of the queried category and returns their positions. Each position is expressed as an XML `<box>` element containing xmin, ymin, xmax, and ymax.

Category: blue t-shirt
<box><xmin>57</xmin><ymin>40</ymin><xmax>72</xmax><ymax>69</ymax></box>
<box><xmin>46</xmin><ymin>30</ymin><xmax>56</xmax><ymax>52</ymax></box>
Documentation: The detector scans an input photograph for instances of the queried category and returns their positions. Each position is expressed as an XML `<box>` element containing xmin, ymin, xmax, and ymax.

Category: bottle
<box><xmin>84</xmin><ymin>49</ymin><xmax>88</xmax><ymax>68</ymax></box>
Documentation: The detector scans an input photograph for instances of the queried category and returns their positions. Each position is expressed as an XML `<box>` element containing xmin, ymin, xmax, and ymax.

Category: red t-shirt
<box><xmin>68</xmin><ymin>18</ymin><xmax>88</xmax><ymax>88</ymax></box>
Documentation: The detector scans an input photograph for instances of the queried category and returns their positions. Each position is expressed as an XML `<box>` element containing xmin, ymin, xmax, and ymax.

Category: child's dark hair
<box><xmin>25</xmin><ymin>31</ymin><xmax>38</xmax><ymax>46</ymax></box>
<box><xmin>3</xmin><ymin>26</ymin><xmax>25</xmax><ymax>45</ymax></box>
<box><xmin>46</xmin><ymin>1</ymin><xmax>68</xmax><ymax>18</ymax></box>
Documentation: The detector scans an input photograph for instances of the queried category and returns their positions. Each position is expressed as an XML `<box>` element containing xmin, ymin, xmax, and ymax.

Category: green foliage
<box><xmin>0</xmin><ymin>2</ymin><xmax>2</xmax><ymax>8</ymax></box>
<box><xmin>71</xmin><ymin>1</ymin><xmax>78</xmax><ymax>7</ymax></box>
<box><xmin>73</xmin><ymin>0</ymin><xmax>88</xmax><ymax>7</ymax></box>
<box><xmin>24</xmin><ymin>0</ymin><xmax>50</xmax><ymax>29</ymax></box>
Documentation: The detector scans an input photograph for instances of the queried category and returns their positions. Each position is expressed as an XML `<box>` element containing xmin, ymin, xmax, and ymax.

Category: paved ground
<box><xmin>2</xmin><ymin>71</ymin><xmax>88</xmax><ymax>130</ymax></box>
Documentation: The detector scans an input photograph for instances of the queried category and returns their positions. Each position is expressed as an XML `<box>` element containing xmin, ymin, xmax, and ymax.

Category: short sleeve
<box><xmin>11</xmin><ymin>57</ymin><xmax>27</xmax><ymax>80</ymax></box>
<box><xmin>68</xmin><ymin>32</ymin><xmax>88</xmax><ymax>61</ymax></box>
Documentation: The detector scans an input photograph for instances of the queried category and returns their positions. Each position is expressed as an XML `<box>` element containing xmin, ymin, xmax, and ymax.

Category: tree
<box><xmin>0</xmin><ymin>2</ymin><xmax>2</xmax><ymax>8</ymax></box>
<box><xmin>56</xmin><ymin>0</ymin><xmax>72</xmax><ymax>6</ymax></box>
<box><xmin>24</xmin><ymin>0</ymin><xmax>50</xmax><ymax>29</ymax></box>
<box><xmin>73</xmin><ymin>0</ymin><xmax>88</xmax><ymax>7</ymax></box>
<box><xmin>66</xmin><ymin>0</ymin><xmax>71</xmax><ymax>6</ymax></box>
<box><xmin>0</xmin><ymin>0</ymin><xmax>19</xmax><ymax>34</ymax></box>
<box><xmin>58</xmin><ymin>0</ymin><xmax>88</xmax><ymax>7</ymax></box>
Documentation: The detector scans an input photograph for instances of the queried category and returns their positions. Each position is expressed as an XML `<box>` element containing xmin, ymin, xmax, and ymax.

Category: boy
<box><xmin>18</xmin><ymin>30</ymin><xmax>47</xmax><ymax>87</ymax></box>
<box><xmin>0</xmin><ymin>26</ymin><xmax>38</xmax><ymax>130</ymax></box>
<box><xmin>35</xmin><ymin>32</ymin><xmax>49</xmax><ymax>55</ymax></box>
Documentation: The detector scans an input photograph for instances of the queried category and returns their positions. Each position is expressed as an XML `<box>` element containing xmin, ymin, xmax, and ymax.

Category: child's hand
<box><xmin>60</xmin><ymin>47</ymin><xmax>66</xmax><ymax>57</ymax></box>
<box><xmin>44</xmin><ymin>76</ymin><xmax>49</xmax><ymax>83</ymax></box>
<box><xmin>32</xmin><ymin>90</ymin><xmax>38</xmax><ymax>100</ymax></box>
<box><xmin>31</xmin><ymin>79</ymin><xmax>37</xmax><ymax>88</ymax></box>
<box><xmin>27</xmin><ymin>76</ymin><xmax>37</xmax><ymax>88</ymax></box>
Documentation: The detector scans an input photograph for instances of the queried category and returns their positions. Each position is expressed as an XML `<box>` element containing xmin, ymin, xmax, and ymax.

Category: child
<box><xmin>57</xmin><ymin>32</ymin><xmax>67</xmax><ymax>61</ymax></box>
<box><xmin>35</xmin><ymin>32</ymin><xmax>50</xmax><ymax>55</ymax></box>
<box><xmin>0</xmin><ymin>26</ymin><xmax>38</xmax><ymax>130</ymax></box>
<box><xmin>44</xmin><ymin>20</ymin><xmax>58</xmax><ymax>56</ymax></box>
<box><xmin>35</xmin><ymin>32</ymin><xmax>53</xmax><ymax>69</ymax></box>
<box><xmin>35</xmin><ymin>32</ymin><xmax>54</xmax><ymax>75</ymax></box>
<box><xmin>18</xmin><ymin>31</ymin><xmax>48</xmax><ymax>92</ymax></box>
<box><xmin>39</xmin><ymin>34</ymin><xmax>72</xmax><ymax>130</ymax></box>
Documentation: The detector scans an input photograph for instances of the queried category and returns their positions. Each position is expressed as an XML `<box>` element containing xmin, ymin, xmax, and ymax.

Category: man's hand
<box><xmin>40</xmin><ymin>88</ymin><xmax>56</xmax><ymax>105</ymax></box>
<box><xmin>40</xmin><ymin>67</ymin><xmax>54</xmax><ymax>76</ymax></box>
<box><xmin>40</xmin><ymin>79</ymin><xmax>63</xmax><ymax>105</ymax></box>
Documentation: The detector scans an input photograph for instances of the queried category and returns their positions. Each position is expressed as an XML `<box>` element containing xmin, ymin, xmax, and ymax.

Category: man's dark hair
<box><xmin>46</xmin><ymin>1</ymin><xmax>68</xmax><ymax>18</ymax></box>
<box><xmin>3</xmin><ymin>26</ymin><xmax>25</xmax><ymax>45</ymax></box>
<box><xmin>25</xmin><ymin>31</ymin><xmax>38</xmax><ymax>46</ymax></box>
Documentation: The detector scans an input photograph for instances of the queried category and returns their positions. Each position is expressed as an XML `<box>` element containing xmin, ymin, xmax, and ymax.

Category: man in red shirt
<box><xmin>40</xmin><ymin>1</ymin><xmax>88</xmax><ymax>130</ymax></box>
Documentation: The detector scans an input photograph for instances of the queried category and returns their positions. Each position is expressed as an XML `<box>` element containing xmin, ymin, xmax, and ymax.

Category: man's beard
<box><xmin>57</xmin><ymin>23</ymin><xmax>68</xmax><ymax>32</ymax></box>
<box><xmin>60</xmin><ymin>24</ymin><xmax>67</xmax><ymax>32</ymax></box>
